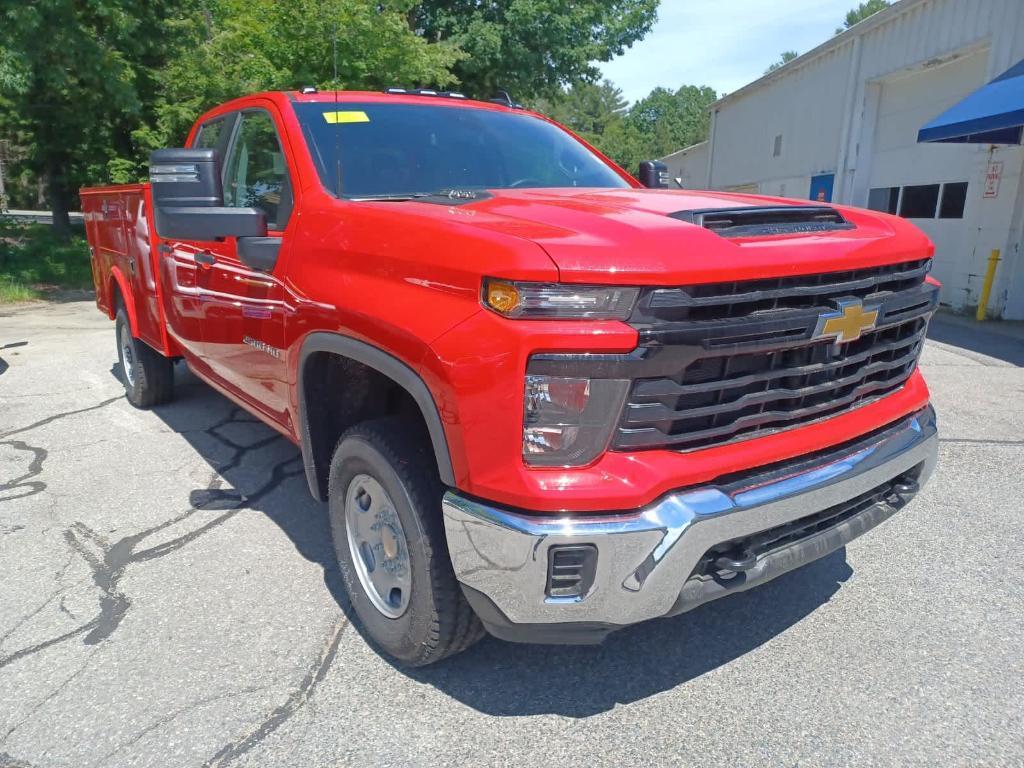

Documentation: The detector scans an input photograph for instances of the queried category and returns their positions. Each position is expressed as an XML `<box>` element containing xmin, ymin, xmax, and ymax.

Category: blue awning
<box><xmin>918</xmin><ymin>58</ymin><xmax>1024</xmax><ymax>144</ymax></box>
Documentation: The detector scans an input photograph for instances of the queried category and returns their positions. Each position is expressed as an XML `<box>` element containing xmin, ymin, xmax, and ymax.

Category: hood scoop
<box><xmin>668</xmin><ymin>205</ymin><xmax>854</xmax><ymax>238</ymax></box>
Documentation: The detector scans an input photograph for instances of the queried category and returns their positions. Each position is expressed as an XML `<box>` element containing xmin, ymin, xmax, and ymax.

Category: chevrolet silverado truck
<box><xmin>82</xmin><ymin>88</ymin><xmax>939</xmax><ymax>665</ymax></box>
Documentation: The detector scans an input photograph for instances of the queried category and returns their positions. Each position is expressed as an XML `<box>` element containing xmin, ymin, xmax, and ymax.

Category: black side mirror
<box><xmin>638</xmin><ymin>160</ymin><xmax>670</xmax><ymax>189</ymax></box>
<box><xmin>149</xmin><ymin>148</ymin><xmax>266</xmax><ymax>241</ymax></box>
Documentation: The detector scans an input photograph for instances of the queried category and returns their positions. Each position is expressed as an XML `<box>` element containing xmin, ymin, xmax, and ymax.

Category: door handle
<box><xmin>194</xmin><ymin>251</ymin><xmax>216</xmax><ymax>268</ymax></box>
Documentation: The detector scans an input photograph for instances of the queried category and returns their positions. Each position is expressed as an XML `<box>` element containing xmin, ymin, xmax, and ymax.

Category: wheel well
<box><xmin>109</xmin><ymin>277</ymin><xmax>124</xmax><ymax>313</ymax></box>
<box><xmin>302</xmin><ymin>352</ymin><xmax>436</xmax><ymax>500</ymax></box>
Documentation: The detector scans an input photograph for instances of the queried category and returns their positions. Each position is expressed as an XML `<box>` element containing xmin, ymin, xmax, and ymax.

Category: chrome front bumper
<box><xmin>442</xmin><ymin>407</ymin><xmax>938</xmax><ymax>643</ymax></box>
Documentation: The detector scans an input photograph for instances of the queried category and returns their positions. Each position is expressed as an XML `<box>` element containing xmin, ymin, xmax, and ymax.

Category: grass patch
<box><xmin>0</xmin><ymin>280</ymin><xmax>41</xmax><ymax>303</ymax></box>
<box><xmin>0</xmin><ymin>218</ymin><xmax>93</xmax><ymax>303</ymax></box>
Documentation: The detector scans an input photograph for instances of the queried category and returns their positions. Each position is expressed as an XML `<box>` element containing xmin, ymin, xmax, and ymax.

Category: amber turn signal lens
<box><xmin>485</xmin><ymin>280</ymin><xmax>521</xmax><ymax>314</ymax></box>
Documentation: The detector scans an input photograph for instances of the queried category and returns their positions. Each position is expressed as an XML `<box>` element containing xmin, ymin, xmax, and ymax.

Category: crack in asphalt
<box><xmin>1</xmin><ymin>647</ymin><xmax>99</xmax><ymax>745</ymax></box>
<box><xmin>1</xmin><ymin>397</ymin><xmax>121</xmax><ymax>503</ymax></box>
<box><xmin>0</xmin><ymin>553</ymin><xmax>77</xmax><ymax>649</ymax></box>
<box><xmin>2</xmin><ymin>395</ymin><xmax>344</xmax><ymax>764</ymax></box>
<box><xmin>0</xmin><ymin>441</ymin><xmax>47</xmax><ymax>502</ymax></box>
<box><xmin>96</xmin><ymin>681</ymin><xmax>280</xmax><ymax>767</ymax></box>
<box><xmin>0</xmin><ymin>751</ymin><xmax>36</xmax><ymax>767</ymax></box>
<box><xmin>202</xmin><ymin>617</ymin><xmax>349</xmax><ymax>768</ymax></box>
<box><xmin>0</xmin><ymin>396</ymin><xmax>121</xmax><ymax>440</ymax></box>
<box><xmin>0</xmin><ymin>408</ymin><xmax>302</xmax><ymax>670</ymax></box>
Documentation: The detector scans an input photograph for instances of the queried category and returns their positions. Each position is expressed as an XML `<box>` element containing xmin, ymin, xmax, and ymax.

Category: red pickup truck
<box><xmin>82</xmin><ymin>88</ymin><xmax>939</xmax><ymax>665</ymax></box>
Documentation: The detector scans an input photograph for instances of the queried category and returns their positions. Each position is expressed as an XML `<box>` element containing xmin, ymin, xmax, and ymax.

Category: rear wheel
<box><xmin>328</xmin><ymin>418</ymin><xmax>484</xmax><ymax>665</ymax></box>
<box><xmin>115</xmin><ymin>308</ymin><xmax>174</xmax><ymax>408</ymax></box>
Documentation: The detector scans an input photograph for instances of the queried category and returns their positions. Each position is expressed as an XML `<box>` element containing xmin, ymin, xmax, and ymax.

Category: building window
<box><xmin>899</xmin><ymin>184</ymin><xmax>940</xmax><ymax>218</ymax></box>
<box><xmin>939</xmin><ymin>182</ymin><xmax>968</xmax><ymax>219</ymax></box>
<box><xmin>772</xmin><ymin>134</ymin><xmax>783</xmax><ymax>157</ymax></box>
<box><xmin>868</xmin><ymin>187</ymin><xmax>900</xmax><ymax>214</ymax></box>
<box><xmin>869</xmin><ymin>182</ymin><xmax>969</xmax><ymax>219</ymax></box>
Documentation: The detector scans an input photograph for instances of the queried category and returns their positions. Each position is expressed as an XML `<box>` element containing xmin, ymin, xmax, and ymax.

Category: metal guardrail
<box><xmin>0</xmin><ymin>209</ymin><xmax>85</xmax><ymax>224</ymax></box>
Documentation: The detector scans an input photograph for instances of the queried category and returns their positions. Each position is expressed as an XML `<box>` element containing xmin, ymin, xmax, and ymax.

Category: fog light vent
<box><xmin>546</xmin><ymin>544</ymin><xmax>598</xmax><ymax>599</ymax></box>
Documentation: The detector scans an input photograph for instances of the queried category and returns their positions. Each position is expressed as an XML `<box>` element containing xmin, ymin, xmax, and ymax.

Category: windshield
<box><xmin>293</xmin><ymin>101</ymin><xmax>630</xmax><ymax>198</ymax></box>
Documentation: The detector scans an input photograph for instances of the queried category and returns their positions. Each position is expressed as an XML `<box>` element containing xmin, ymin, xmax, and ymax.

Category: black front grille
<box><xmin>611</xmin><ymin>259</ymin><xmax>937</xmax><ymax>452</ymax></box>
<box><xmin>617</xmin><ymin>316</ymin><xmax>927</xmax><ymax>451</ymax></box>
<box><xmin>642</xmin><ymin>258</ymin><xmax>930</xmax><ymax>323</ymax></box>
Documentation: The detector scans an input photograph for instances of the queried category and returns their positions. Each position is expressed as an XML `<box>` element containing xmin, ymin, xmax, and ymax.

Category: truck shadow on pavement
<box><xmin>926</xmin><ymin>314</ymin><xmax>1024</xmax><ymax>366</ymax></box>
<box><xmin>133</xmin><ymin>364</ymin><xmax>349</xmax><ymax>610</ymax></box>
<box><xmin>145</xmin><ymin>365</ymin><xmax>853</xmax><ymax>720</ymax></box>
<box><xmin>412</xmin><ymin>551</ymin><xmax>851</xmax><ymax>717</ymax></box>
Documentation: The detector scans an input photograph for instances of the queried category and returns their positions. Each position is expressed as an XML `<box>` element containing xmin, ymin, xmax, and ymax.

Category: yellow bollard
<box><xmin>976</xmin><ymin>249</ymin><xmax>1001</xmax><ymax>322</ymax></box>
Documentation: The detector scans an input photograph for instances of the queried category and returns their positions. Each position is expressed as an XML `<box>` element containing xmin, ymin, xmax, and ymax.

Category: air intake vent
<box><xmin>546</xmin><ymin>545</ymin><xmax>598</xmax><ymax>599</ymax></box>
<box><xmin>669</xmin><ymin>206</ymin><xmax>854</xmax><ymax>237</ymax></box>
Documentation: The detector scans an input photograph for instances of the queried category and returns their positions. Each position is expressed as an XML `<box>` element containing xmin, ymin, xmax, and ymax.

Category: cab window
<box><xmin>222</xmin><ymin>110</ymin><xmax>293</xmax><ymax>230</ymax></box>
<box><xmin>193</xmin><ymin>118</ymin><xmax>226</xmax><ymax>150</ymax></box>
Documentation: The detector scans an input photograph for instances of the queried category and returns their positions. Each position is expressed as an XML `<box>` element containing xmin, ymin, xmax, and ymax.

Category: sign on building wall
<box><xmin>984</xmin><ymin>160</ymin><xmax>1004</xmax><ymax>198</ymax></box>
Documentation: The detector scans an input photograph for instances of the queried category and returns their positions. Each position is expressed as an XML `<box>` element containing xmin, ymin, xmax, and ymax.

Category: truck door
<box><xmin>157</xmin><ymin>114</ymin><xmax>235</xmax><ymax>364</ymax></box>
<box><xmin>196</xmin><ymin>106</ymin><xmax>294</xmax><ymax>427</ymax></box>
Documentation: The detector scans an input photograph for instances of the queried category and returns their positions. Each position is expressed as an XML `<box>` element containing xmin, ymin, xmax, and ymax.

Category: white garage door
<box><xmin>867</xmin><ymin>47</ymin><xmax>990</xmax><ymax>307</ymax></box>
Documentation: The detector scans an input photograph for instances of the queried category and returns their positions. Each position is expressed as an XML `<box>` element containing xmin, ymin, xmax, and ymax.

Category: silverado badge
<box><xmin>813</xmin><ymin>299</ymin><xmax>880</xmax><ymax>344</ymax></box>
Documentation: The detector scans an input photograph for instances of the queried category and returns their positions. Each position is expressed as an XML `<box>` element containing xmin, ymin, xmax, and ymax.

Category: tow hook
<box><xmin>889</xmin><ymin>479</ymin><xmax>920</xmax><ymax>505</ymax></box>
<box><xmin>713</xmin><ymin>549</ymin><xmax>757</xmax><ymax>573</ymax></box>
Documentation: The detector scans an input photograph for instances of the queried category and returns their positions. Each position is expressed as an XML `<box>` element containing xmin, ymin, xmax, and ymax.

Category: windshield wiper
<box><xmin>348</xmin><ymin>189</ymin><xmax>486</xmax><ymax>203</ymax></box>
<box><xmin>348</xmin><ymin>193</ymin><xmax>434</xmax><ymax>202</ymax></box>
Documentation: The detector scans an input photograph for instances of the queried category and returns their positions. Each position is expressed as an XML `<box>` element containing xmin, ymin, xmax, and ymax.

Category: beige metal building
<box><xmin>662</xmin><ymin>0</ymin><xmax>1024</xmax><ymax>319</ymax></box>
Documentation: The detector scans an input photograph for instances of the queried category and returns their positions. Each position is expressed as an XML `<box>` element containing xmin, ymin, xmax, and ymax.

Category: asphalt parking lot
<box><xmin>1</xmin><ymin>299</ymin><xmax>1022</xmax><ymax>768</ymax></box>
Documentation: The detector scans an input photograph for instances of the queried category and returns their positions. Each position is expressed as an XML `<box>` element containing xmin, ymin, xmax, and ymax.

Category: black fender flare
<box><xmin>297</xmin><ymin>332</ymin><xmax>456</xmax><ymax>500</ymax></box>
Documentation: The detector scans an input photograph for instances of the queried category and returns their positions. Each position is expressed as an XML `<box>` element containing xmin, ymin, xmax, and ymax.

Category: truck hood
<box><xmin>451</xmin><ymin>188</ymin><xmax>934</xmax><ymax>284</ymax></box>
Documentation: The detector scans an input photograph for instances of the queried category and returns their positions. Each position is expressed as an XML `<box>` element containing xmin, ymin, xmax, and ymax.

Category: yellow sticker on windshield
<box><xmin>323</xmin><ymin>110</ymin><xmax>370</xmax><ymax>124</ymax></box>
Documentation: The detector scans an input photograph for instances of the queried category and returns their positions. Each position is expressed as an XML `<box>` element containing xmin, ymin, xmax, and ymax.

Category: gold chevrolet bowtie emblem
<box><xmin>813</xmin><ymin>299</ymin><xmax>880</xmax><ymax>344</ymax></box>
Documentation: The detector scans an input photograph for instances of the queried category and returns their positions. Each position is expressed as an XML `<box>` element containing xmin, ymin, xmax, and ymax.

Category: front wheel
<box><xmin>115</xmin><ymin>308</ymin><xmax>174</xmax><ymax>408</ymax></box>
<box><xmin>328</xmin><ymin>418</ymin><xmax>484</xmax><ymax>665</ymax></box>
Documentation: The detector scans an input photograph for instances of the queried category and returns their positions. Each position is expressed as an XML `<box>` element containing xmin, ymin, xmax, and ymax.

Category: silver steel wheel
<box><xmin>119</xmin><ymin>323</ymin><xmax>136</xmax><ymax>387</ymax></box>
<box><xmin>344</xmin><ymin>473</ymin><xmax>412</xmax><ymax>619</ymax></box>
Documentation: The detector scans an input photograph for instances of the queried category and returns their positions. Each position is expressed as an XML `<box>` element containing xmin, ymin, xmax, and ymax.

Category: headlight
<box><xmin>483</xmin><ymin>279</ymin><xmax>639</xmax><ymax>320</ymax></box>
<box><xmin>523</xmin><ymin>375</ymin><xmax>629</xmax><ymax>467</ymax></box>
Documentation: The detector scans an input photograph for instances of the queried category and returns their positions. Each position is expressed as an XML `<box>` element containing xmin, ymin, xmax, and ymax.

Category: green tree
<box><xmin>136</xmin><ymin>0</ymin><xmax>462</xmax><ymax>166</ymax></box>
<box><xmin>625</xmin><ymin>84</ymin><xmax>717</xmax><ymax>156</ymax></box>
<box><xmin>598</xmin><ymin>117</ymin><xmax>650</xmax><ymax>175</ymax></box>
<box><xmin>528</xmin><ymin>80</ymin><xmax>717</xmax><ymax>174</ymax></box>
<box><xmin>765</xmin><ymin>50</ymin><xmax>799</xmax><ymax>74</ymax></box>
<box><xmin>836</xmin><ymin>0</ymin><xmax>891</xmax><ymax>34</ymax></box>
<box><xmin>546</xmin><ymin>82</ymin><xmax>718</xmax><ymax>174</ymax></box>
<box><xmin>408</xmin><ymin>0</ymin><xmax>660</xmax><ymax>100</ymax></box>
<box><xmin>1</xmin><ymin>0</ymin><xmax>662</xmax><ymax>233</ymax></box>
<box><xmin>531</xmin><ymin>80</ymin><xmax>628</xmax><ymax>141</ymax></box>
<box><xmin>0</xmin><ymin>0</ymin><xmax>462</xmax><ymax>232</ymax></box>
<box><xmin>0</xmin><ymin>0</ymin><xmax>193</xmax><ymax>238</ymax></box>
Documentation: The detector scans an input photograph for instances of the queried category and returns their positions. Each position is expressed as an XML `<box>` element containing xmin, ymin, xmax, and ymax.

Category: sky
<box><xmin>601</xmin><ymin>0</ymin><xmax>861</xmax><ymax>103</ymax></box>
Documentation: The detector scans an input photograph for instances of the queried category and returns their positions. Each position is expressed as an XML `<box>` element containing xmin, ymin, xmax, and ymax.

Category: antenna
<box><xmin>333</xmin><ymin>20</ymin><xmax>342</xmax><ymax>196</ymax></box>
<box><xmin>332</xmin><ymin>20</ymin><xmax>339</xmax><ymax>86</ymax></box>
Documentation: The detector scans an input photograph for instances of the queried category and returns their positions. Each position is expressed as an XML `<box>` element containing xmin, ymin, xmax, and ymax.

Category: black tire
<box><xmin>115</xmin><ymin>308</ymin><xmax>174</xmax><ymax>408</ymax></box>
<box><xmin>328</xmin><ymin>418</ymin><xmax>484</xmax><ymax>666</ymax></box>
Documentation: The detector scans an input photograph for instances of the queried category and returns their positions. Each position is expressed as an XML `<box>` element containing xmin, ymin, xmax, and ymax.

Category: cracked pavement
<box><xmin>1</xmin><ymin>300</ymin><xmax>1022</xmax><ymax>767</ymax></box>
